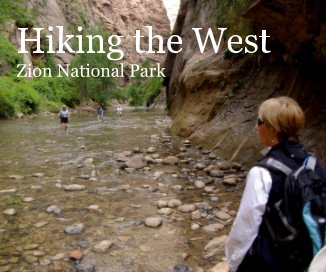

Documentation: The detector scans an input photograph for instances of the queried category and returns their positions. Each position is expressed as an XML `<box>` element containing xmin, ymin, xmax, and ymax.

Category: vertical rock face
<box><xmin>76</xmin><ymin>0</ymin><xmax>170</xmax><ymax>65</ymax></box>
<box><xmin>13</xmin><ymin>0</ymin><xmax>170</xmax><ymax>69</ymax></box>
<box><xmin>164</xmin><ymin>0</ymin><xmax>326</xmax><ymax>166</ymax></box>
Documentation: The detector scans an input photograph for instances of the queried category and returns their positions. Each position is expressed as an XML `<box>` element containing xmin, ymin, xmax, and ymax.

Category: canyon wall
<box><xmin>165</xmin><ymin>0</ymin><xmax>326</xmax><ymax>166</ymax></box>
<box><xmin>11</xmin><ymin>0</ymin><xmax>170</xmax><ymax>73</ymax></box>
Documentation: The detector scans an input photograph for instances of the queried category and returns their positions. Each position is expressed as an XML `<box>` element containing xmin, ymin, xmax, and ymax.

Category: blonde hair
<box><xmin>258</xmin><ymin>96</ymin><xmax>305</xmax><ymax>139</ymax></box>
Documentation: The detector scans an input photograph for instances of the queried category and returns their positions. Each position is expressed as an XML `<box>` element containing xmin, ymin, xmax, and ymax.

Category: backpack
<box><xmin>259</xmin><ymin>154</ymin><xmax>326</xmax><ymax>258</ymax></box>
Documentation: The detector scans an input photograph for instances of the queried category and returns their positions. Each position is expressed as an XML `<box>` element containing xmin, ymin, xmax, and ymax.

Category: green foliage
<box><xmin>108</xmin><ymin>88</ymin><xmax>128</xmax><ymax>102</ymax></box>
<box><xmin>0</xmin><ymin>92</ymin><xmax>15</xmax><ymax>118</ymax></box>
<box><xmin>32</xmin><ymin>77</ymin><xmax>79</xmax><ymax>108</ymax></box>
<box><xmin>212</xmin><ymin>0</ymin><xmax>253</xmax><ymax>39</ymax></box>
<box><xmin>0</xmin><ymin>77</ymin><xmax>38</xmax><ymax>114</ymax></box>
<box><xmin>124</xmin><ymin>61</ymin><xmax>163</xmax><ymax>106</ymax></box>
<box><xmin>4</xmin><ymin>197</ymin><xmax>23</xmax><ymax>206</ymax></box>
<box><xmin>70</xmin><ymin>28</ymin><xmax>118</xmax><ymax>104</ymax></box>
<box><xmin>0</xmin><ymin>0</ymin><xmax>34</xmax><ymax>26</ymax></box>
<box><xmin>0</xmin><ymin>33</ymin><xmax>23</xmax><ymax>75</ymax></box>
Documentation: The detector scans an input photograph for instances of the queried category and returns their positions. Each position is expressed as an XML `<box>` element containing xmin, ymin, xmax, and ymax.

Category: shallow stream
<box><xmin>0</xmin><ymin>109</ymin><xmax>244</xmax><ymax>272</ymax></box>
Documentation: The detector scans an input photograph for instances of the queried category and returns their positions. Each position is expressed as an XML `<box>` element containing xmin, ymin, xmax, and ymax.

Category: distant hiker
<box><xmin>97</xmin><ymin>104</ymin><xmax>104</xmax><ymax>121</ymax></box>
<box><xmin>116</xmin><ymin>105</ymin><xmax>123</xmax><ymax>116</ymax></box>
<box><xmin>225</xmin><ymin>96</ymin><xmax>326</xmax><ymax>272</ymax></box>
<box><xmin>58</xmin><ymin>105</ymin><xmax>69</xmax><ymax>132</ymax></box>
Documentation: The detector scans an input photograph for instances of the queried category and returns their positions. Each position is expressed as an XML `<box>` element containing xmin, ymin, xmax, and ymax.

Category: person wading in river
<box><xmin>58</xmin><ymin>105</ymin><xmax>69</xmax><ymax>133</ymax></box>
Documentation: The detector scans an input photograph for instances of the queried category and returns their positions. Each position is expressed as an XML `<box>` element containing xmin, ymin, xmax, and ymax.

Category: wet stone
<box><xmin>157</xmin><ymin>208</ymin><xmax>173</xmax><ymax>215</ymax></box>
<box><xmin>8</xmin><ymin>175</ymin><xmax>24</xmax><ymax>180</ymax></box>
<box><xmin>63</xmin><ymin>184</ymin><xmax>86</xmax><ymax>191</ymax></box>
<box><xmin>24</xmin><ymin>244</ymin><xmax>40</xmax><ymax>250</ymax></box>
<box><xmin>75</xmin><ymin>262</ymin><xmax>96</xmax><ymax>272</ymax></box>
<box><xmin>65</xmin><ymin>223</ymin><xmax>84</xmax><ymax>234</ymax></box>
<box><xmin>144</xmin><ymin>217</ymin><xmax>163</xmax><ymax>228</ymax></box>
<box><xmin>0</xmin><ymin>266</ymin><xmax>12</xmax><ymax>272</ymax></box>
<box><xmin>23</xmin><ymin>197</ymin><xmax>34</xmax><ymax>202</ymax></box>
<box><xmin>167</xmin><ymin>199</ymin><xmax>182</xmax><ymax>208</ymax></box>
<box><xmin>3</xmin><ymin>209</ymin><xmax>16</xmax><ymax>216</ymax></box>
<box><xmin>93</xmin><ymin>240</ymin><xmax>113</xmax><ymax>253</ymax></box>
<box><xmin>51</xmin><ymin>253</ymin><xmax>65</xmax><ymax>260</ymax></box>
<box><xmin>39</xmin><ymin>258</ymin><xmax>51</xmax><ymax>266</ymax></box>
<box><xmin>172</xmin><ymin>264</ymin><xmax>192</xmax><ymax>272</ymax></box>
<box><xmin>34</xmin><ymin>221</ymin><xmax>49</xmax><ymax>228</ymax></box>
<box><xmin>24</xmin><ymin>255</ymin><xmax>38</xmax><ymax>264</ymax></box>
<box><xmin>0</xmin><ymin>189</ymin><xmax>17</xmax><ymax>195</ymax></box>
<box><xmin>178</xmin><ymin>204</ymin><xmax>197</xmax><ymax>213</ymax></box>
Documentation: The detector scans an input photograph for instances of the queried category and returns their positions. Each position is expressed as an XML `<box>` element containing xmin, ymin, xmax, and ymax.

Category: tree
<box><xmin>70</xmin><ymin>28</ymin><xmax>118</xmax><ymax>104</ymax></box>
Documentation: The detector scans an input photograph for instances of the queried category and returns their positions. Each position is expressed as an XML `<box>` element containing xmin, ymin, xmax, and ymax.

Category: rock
<box><xmin>146</xmin><ymin>147</ymin><xmax>156</xmax><ymax>153</ymax></box>
<box><xmin>208</xmin><ymin>260</ymin><xmax>229</xmax><ymax>272</ymax></box>
<box><xmin>75</xmin><ymin>262</ymin><xmax>96</xmax><ymax>272</ymax></box>
<box><xmin>32</xmin><ymin>172</ymin><xmax>45</xmax><ymax>177</ymax></box>
<box><xmin>63</xmin><ymin>184</ymin><xmax>86</xmax><ymax>191</ymax></box>
<box><xmin>195</xmin><ymin>163</ymin><xmax>206</xmax><ymax>170</ymax></box>
<box><xmin>0</xmin><ymin>189</ymin><xmax>17</xmax><ymax>195</ymax></box>
<box><xmin>191</xmin><ymin>211</ymin><xmax>202</xmax><ymax>220</ymax></box>
<box><xmin>88</xmin><ymin>205</ymin><xmax>102</xmax><ymax>213</ymax></box>
<box><xmin>194</xmin><ymin>180</ymin><xmax>205</xmax><ymax>189</ymax></box>
<box><xmin>163</xmin><ymin>156</ymin><xmax>179</xmax><ymax>165</ymax></box>
<box><xmin>157</xmin><ymin>200</ymin><xmax>168</xmax><ymax>208</ymax></box>
<box><xmin>23</xmin><ymin>197</ymin><xmax>34</xmax><ymax>202</ymax></box>
<box><xmin>3</xmin><ymin>209</ymin><xmax>16</xmax><ymax>216</ymax></box>
<box><xmin>70</xmin><ymin>249</ymin><xmax>84</xmax><ymax>260</ymax></box>
<box><xmin>216</xmin><ymin>161</ymin><xmax>233</xmax><ymax>170</ymax></box>
<box><xmin>51</xmin><ymin>253</ymin><xmax>65</xmax><ymax>260</ymax></box>
<box><xmin>191</xmin><ymin>223</ymin><xmax>201</xmax><ymax>230</ymax></box>
<box><xmin>202</xmin><ymin>223</ymin><xmax>224</xmax><ymax>232</ymax></box>
<box><xmin>144</xmin><ymin>217</ymin><xmax>163</xmax><ymax>228</ymax></box>
<box><xmin>167</xmin><ymin>199</ymin><xmax>182</xmax><ymax>208</ymax></box>
<box><xmin>157</xmin><ymin>208</ymin><xmax>173</xmax><ymax>215</ymax></box>
<box><xmin>34</xmin><ymin>221</ymin><xmax>49</xmax><ymax>228</ymax></box>
<box><xmin>145</xmin><ymin>155</ymin><xmax>155</xmax><ymax>163</ymax></box>
<box><xmin>39</xmin><ymin>258</ymin><xmax>51</xmax><ymax>266</ymax></box>
<box><xmin>209</xmin><ymin>169</ymin><xmax>224</xmax><ymax>177</ymax></box>
<box><xmin>33</xmin><ymin>251</ymin><xmax>45</xmax><ymax>257</ymax></box>
<box><xmin>93</xmin><ymin>240</ymin><xmax>113</xmax><ymax>253</ymax></box>
<box><xmin>124</xmin><ymin>155</ymin><xmax>147</xmax><ymax>169</ymax></box>
<box><xmin>203</xmin><ymin>235</ymin><xmax>228</xmax><ymax>259</ymax></box>
<box><xmin>172</xmin><ymin>264</ymin><xmax>191</xmax><ymax>272</ymax></box>
<box><xmin>213</xmin><ymin>210</ymin><xmax>231</xmax><ymax>221</ymax></box>
<box><xmin>8</xmin><ymin>175</ymin><xmax>24</xmax><ymax>180</ymax></box>
<box><xmin>223</xmin><ymin>175</ymin><xmax>238</xmax><ymax>186</ymax></box>
<box><xmin>231</xmin><ymin>162</ymin><xmax>243</xmax><ymax>170</ymax></box>
<box><xmin>65</xmin><ymin>223</ymin><xmax>84</xmax><ymax>234</ymax></box>
<box><xmin>24</xmin><ymin>244</ymin><xmax>39</xmax><ymax>250</ymax></box>
<box><xmin>24</xmin><ymin>255</ymin><xmax>38</xmax><ymax>264</ymax></box>
<box><xmin>178</xmin><ymin>204</ymin><xmax>197</xmax><ymax>213</ymax></box>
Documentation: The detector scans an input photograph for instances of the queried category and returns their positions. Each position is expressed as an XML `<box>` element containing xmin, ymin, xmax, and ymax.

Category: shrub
<box><xmin>0</xmin><ymin>92</ymin><xmax>15</xmax><ymax>118</ymax></box>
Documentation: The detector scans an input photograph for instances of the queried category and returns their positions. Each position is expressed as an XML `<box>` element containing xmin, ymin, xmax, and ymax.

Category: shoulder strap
<box><xmin>259</xmin><ymin>155</ymin><xmax>317</xmax><ymax>178</ymax></box>
<box><xmin>292</xmin><ymin>155</ymin><xmax>317</xmax><ymax>179</ymax></box>
<box><xmin>260</xmin><ymin>157</ymin><xmax>293</xmax><ymax>176</ymax></box>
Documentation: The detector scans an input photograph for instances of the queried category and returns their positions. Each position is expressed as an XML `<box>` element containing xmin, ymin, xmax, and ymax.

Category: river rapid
<box><xmin>0</xmin><ymin>109</ymin><xmax>245</xmax><ymax>272</ymax></box>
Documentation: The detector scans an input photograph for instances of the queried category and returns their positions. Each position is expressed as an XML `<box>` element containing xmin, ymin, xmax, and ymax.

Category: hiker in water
<box><xmin>58</xmin><ymin>105</ymin><xmax>69</xmax><ymax>132</ymax></box>
<box><xmin>225</xmin><ymin>96</ymin><xmax>326</xmax><ymax>272</ymax></box>
<box><xmin>116</xmin><ymin>105</ymin><xmax>123</xmax><ymax>116</ymax></box>
<box><xmin>97</xmin><ymin>104</ymin><xmax>104</xmax><ymax>121</ymax></box>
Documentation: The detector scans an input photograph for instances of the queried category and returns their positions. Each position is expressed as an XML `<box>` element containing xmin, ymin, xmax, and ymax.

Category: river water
<box><xmin>0</xmin><ymin>110</ymin><xmax>244</xmax><ymax>272</ymax></box>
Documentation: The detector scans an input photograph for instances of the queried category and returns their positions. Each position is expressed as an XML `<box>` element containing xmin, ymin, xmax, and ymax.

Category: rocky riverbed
<box><xmin>0</xmin><ymin>110</ymin><xmax>246</xmax><ymax>272</ymax></box>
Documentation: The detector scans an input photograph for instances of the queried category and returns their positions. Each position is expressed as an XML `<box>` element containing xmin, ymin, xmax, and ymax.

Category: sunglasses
<box><xmin>257</xmin><ymin>117</ymin><xmax>264</xmax><ymax>126</ymax></box>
